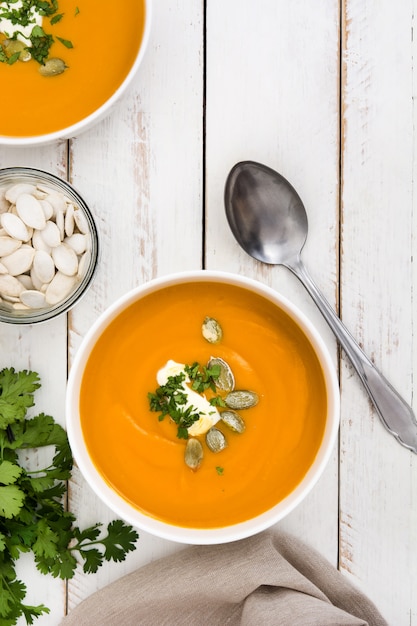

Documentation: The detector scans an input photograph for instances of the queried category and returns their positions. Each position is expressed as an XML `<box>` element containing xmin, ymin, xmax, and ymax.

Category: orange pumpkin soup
<box><xmin>0</xmin><ymin>1</ymin><xmax>146</xmax><ymax>137</ymax></box>
<box><xmin>79</xmin><ymin>282</ymin><xmax>327</xmax><ymax>529</ymax></box>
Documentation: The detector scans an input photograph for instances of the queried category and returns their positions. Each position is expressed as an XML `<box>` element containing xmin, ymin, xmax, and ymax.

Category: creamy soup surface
<box><xmin>79</xmin><ymin>282</ymin><xmax>327</xmax><ymax>529</ymax></box>
<box><xmin>0</xmin><ymin>1</ymin><xmax>146</xmax><ymax>137</ymax></box>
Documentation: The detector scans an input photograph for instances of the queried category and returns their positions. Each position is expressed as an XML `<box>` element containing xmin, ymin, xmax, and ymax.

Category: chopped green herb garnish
<box><xmin>209</xmin><ymin>395</ymin><xmax>226</xmax><ymax>407</ymax></box>
<box><xmin>0</xmin><ymin>1</ymin><xmax>74</xmax><ymax>73</ymax></box>
<box><xmin>148</xmin><ymin>372</ymin><xmax>200</xmax><ymax>439</ymax></box>
<box><xmin>184</xmin><ymin>361</ymin><xmax>221</xmax><ymax>393</ymax></box>
<box><xmin>50</xmin><ymin>12</ymin><xmax>63</xmax><ymax>25</ymax></box>
<box><xmin>56</xmin><ymin>35</ymin><xmax>72</xmax><ymax>48</ymax></box>
<box><xmin>216</xmin><ymin>466</ymin><xmax>224</xmax><ymax>475</ymax></box>
<box><xmin>74</xmin><ymin>6</ymin><xmax>80</xmax><ymax>16</ymax></box>
<box><xmin>29</xmin><ymin>25</ymin><xmax>53</xmax><ymax>64</ymax></box>
<box><xmin>148</xmin><ymin>363</ymin><xmax>225</xmax><ymax>439</ymax></box>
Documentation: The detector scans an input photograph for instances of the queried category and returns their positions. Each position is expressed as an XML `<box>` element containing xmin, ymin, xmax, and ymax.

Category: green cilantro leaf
<box><xmin>0</xmin><ymin>485</ymin><xmax>25</xmax><ymax>519</ymax></box>
<box><xmin>0</xmin><ymin>461</ymin><xmax>23</xmax><ymax>485</ymax></box>
<box><xmin>32</xmin><ymin>520</ymin><xmax>59</xmax><ymax>559</ymax></box>
<box><xmin>0</xmin><ymin>369</ymin><xmax>40</xmax><ymax>429</ymax></box>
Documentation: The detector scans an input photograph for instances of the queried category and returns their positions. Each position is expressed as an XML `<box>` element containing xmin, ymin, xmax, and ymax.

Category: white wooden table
<box><xmin>1</xmin><ymin>1</ymin><xmax>415</xmax><ymax>624</ymax></box>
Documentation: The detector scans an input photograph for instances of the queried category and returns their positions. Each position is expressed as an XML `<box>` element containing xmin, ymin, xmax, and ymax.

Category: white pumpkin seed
<box><xmin>0</xmin><ymin>190</ymin><xmax>10</xmax><ymax>214</ymax></box>
<box><xmin>39</xmin><ymin>199</ymin><xmax>54</xmax><ymax>220</ymax></box>
<box><xmin>2</xmin><ymin>294</ymin><xmax>20</xmax><ymax>303</ymax></box>
<box><xmin>64</xmin><ymin>233</ymin><xmax>88</xmax><ymax>255</ymax></box>
<box><xmin>0</xmin><ymin>273</ymin><xmax>24</xmax><ymax>297</ymax></box>
<box><xmin>64</xmin><ymin>203</ymin><xmax>75</xmax><ymax>237</ymax></box>
<box><xmin>51</xmin><ymin>243</ymin><xmax>78</xmax><ymax>276</ymax></box>
<box><xmin>5</xmin><ymin>183</ymin><xmax>36</xmax><ymax>204</ymax></box>
<box><xmin>45</xmin><ymin>192</ymin><xmax>67</xmax><ymax>215</ymax></box>
<box><xmin>33</xmin><ymin>249</ymin><xmax>55</xmax><ymax>283</ymax></box>
<box><xmin>32</xmin><ymin>229</ymin><xmax>52</xmax><ymax>253</ymax></box>
<box><xmin>73</xmin><ymin>208</ymin><xmax>89</xmax><ymax>234</ymax></box>
<box><xmin>40</xmin><ymin>220</ymin><xmax>61</xmax><ymax>247</ymax></box>
<box><xmin>20</xmin><ymin>289</ymin><xmax>47</xmax><ymax>309</ymax></box>
<box><xmin>16</xmin><ymin>274</ymin><xmax>34</xmax><ymax>290</ymax></box>
<box><xmin>13</xmin><ymin>302</ymin><xmax>30</xmax><ymax>310</ymax></box>
<box><xmin>33</xmin><ymin>188</ymin><xmax>48</xmax><ymax>200</ymax></box>
<box><xmin>0</xmin><ymin>235</ymin><xmax>22</xmax><ymax>256</ymax></box>
<box><xmin>1</xmin><ymin>212</ymin><xmax>30</xmax><ymax>241</ymax></box>
<box><xmin>30</xmin><ymin>267</ymin><xmax>44</xmax><ymax>291</ymax></box>
<box><xmin>45</xmin><ymin>271</ymin><xmax>76</xmax><ymax>305</ymax></box>
<box><xmin>55</xmin><ymin>210</ymin><xmax>65</xmax><ymax>241</ymax></box>
<box><xmin>1</xmin><ymin>246</ymin><xmax>35</xmax><ymax>275</ymax></box>
<box><xmin>16</xmin><ymin>193</ymin><xmax>46</xmax><ymax>230</ymax></box>
<box><xmin>77</xmin><ymin>250</ymin><xmax>90</xmax><ymax>279</ymax></box>
<box><xmin>0</xmin><ymin>298</ymin><xmax>13</xmax><ymax>310</ymax></box>
<box><xmin>0</xmin><ymin>262</ymin><xmax>7</xmax><ymax>274</ymax></box>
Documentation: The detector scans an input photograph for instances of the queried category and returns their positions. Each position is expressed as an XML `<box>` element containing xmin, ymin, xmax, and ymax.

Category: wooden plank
<box><xmin>66</xmin><ymin>0</ymin><xmax>204</xmax><ymax>613</ymax></box>
<box><xmin>205</xmin><ymin>0</ymin><xmax>340</xmax><ymax>562</ymax></box>
<box><xmin>341</xmin><ymin>1</ymin><xmax>416</xmax><ymax>623</ymax></box>
<box><xmin>0</xmin><ymin>145</ymin><xmax>69</xmax><ymax>623</ymax></box>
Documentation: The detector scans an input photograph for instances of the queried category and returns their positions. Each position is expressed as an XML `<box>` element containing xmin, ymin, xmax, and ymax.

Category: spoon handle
<box><xmin>287</xmin><ymin>256</ymin><xmax>417</xmax><ymax>454</ymax></box>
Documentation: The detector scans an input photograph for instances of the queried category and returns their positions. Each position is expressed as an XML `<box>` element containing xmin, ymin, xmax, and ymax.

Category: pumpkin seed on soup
<box><xmin>206</xmin><ymin>427</ymin><xmax>227</xmax><ymax>453</ymax></box>
<box><xmin>202</xmin><ymin>316</ymin><xmax>223</xmax><ymax>343</ymax></box>
<box><xmin>39</xmin><ymin>58</ymin><xmax>67</xmax><ymax>77</ymax></box>
<box><xmin>184</xmin><ymin>438</ymin><xmax>204</xmax><ymax>470</ymax></box>
<box><xmin>207</xmin><ymin>356</ymin><xmax>235</xmax><ymax>392</ymax></box>
<box><xmin>220</xmin><ymin>410</ymin><xmax>246</xmax><ymax>433</ymax></box>
<box><xmin>225</xmin><ymin>390</ymin><xmax>259</xmax><ymax>410</ymax></box>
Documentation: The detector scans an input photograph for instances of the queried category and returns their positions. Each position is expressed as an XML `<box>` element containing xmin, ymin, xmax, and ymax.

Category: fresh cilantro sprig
<box><xmin>0</xmin><ymin>368</ymin><xmax>139</xmax><ymax>625</ymax></box>
<box><xmin>148</xmin><ymin>362</ymin><xmax>226</xmax><ymax>439</ymax></box>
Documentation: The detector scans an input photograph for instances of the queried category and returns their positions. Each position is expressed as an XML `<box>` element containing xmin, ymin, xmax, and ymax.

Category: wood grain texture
<box><xmin>341</xmin><ymin>0</ymin><xmax>416</xmax><ymax>623</ymax></box>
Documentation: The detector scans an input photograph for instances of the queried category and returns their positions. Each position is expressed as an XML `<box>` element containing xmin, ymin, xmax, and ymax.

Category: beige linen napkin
<box><xmin>61</xmin><ymin>529</ymin><xmax>388</xmax><ymax>625</ymax></box>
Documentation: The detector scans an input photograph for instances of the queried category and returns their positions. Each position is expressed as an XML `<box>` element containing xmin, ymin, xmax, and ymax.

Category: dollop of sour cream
<box><xmin>157</xmin><ymin>360</ymin><xmax>221</xmax><ymax>436</ymax></box>
<box><xmin>0</xmin><ymin>1</ymin><xmax>43</xmax><ymax>42</ymax></box>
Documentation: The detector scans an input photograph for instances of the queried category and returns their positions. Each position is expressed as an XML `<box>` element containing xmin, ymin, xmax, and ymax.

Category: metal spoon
<box><xmin>225</xmin><ymin>160</ymin><xmax>417</xmax><ymax>454</ymax></box>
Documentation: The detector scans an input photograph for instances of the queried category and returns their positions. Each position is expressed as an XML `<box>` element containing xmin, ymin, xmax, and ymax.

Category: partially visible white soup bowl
<box><xmin>0</xmin><ymin>1</ymin><xmax>151</xmax><ymax>146</ymax></box>
<box><xmin>66</xmin><ymin>270</ymin><xmax>340</xmax><ymax>545</ymax></box>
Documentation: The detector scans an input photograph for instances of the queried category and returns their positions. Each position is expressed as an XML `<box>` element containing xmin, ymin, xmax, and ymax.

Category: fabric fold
<box><xmin>61</xmin><ymin>529</ymin><xmax>388</xmax><ymax>625</ymax></box>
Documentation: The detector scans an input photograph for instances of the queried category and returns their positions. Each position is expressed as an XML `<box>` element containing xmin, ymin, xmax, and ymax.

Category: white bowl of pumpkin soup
<box><xmin>0</xmin><ymin>0</ymin><xmax>150</xmax><ymax>145</ymax></box>
<box><xmin>66</xmin><ymin>271</ymin><xmax>340</xmax><ymax>544</ymax></box>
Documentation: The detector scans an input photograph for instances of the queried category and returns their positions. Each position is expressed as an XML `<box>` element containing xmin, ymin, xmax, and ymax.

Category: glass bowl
<box><xmin>0</xmin><ymin>167</ymin><xmax>98</xmax><ymax>324</ymax></box>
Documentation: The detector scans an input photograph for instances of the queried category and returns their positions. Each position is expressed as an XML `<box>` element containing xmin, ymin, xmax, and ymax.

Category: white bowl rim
<box><xmin>0</xmin><ymin>0</ymin><xmax>152</xmax><ymax>147</ymax></box>
<box><xmin>66</xmin><ymin>270</ymin><xmax>340</xmax><ymax>545</ymax></box>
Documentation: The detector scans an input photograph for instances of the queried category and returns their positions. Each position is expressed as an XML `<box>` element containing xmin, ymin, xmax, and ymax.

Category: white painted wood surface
<box><xmin>0</xmin><ymin>1</ymin><xmax>415</xmax><ymax>624</ymax></box>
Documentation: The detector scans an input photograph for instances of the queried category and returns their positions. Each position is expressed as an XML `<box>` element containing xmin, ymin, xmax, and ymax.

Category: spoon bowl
<box><xmin>225</xmin><ymin>162</ymin><xmax>307</xmax><ymax>265</ymax></box>
<box><xmin>225</xmin><ymin>160</ymin><xmax>417</xmax><ymax>454</ymax></box>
